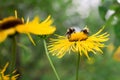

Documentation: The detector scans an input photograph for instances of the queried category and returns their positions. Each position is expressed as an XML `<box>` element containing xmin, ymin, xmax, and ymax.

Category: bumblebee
<box><xmin>66</xmin><ymin>27</ymin><xmax>89</xmax><ymax>42</ymax></box>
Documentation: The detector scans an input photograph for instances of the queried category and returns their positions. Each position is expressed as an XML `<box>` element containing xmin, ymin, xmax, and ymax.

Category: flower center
<box><xmin>66</xmin><ymin>27</ymin><xmax>89</xmax><ymax>42</ymax></box>
<box><xmin>68</xmin><ymin>32</ymin><xmax>88</xmax><ymax>42</ymax></box>
<box><xmin>0</xmin><ymin>18</ymin><xmax>23</xmax><ymax>31</ymax></box>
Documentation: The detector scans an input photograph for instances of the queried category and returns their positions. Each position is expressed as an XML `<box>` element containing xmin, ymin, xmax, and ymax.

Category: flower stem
<box><xmin>76</xmin><ymin>53</ymin><xmax>80</xmax><ymax>80</ymax></box>
<box><xmin>10</xmin><ymin>36</ymin><xmax>17</xmax><ymax>80</ymax></box>
<box><xmin>12</xmin><ymin>36</ymin><xmax>17</xmax><ymax>69</ymax></box>
<box><xmin>43</xmin><ymin>39</ymin><xmax>60</xmax><ymax>80</ymax></box>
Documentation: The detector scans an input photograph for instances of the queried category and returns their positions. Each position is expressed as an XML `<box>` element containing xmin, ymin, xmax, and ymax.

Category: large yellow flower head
<box><xmin>0</xmin><ymin>11</ymin><xmax>23</xmax><ymax>43</ymax></box>
<box><xmin>48</xmin><ymin>26</ymin><xmax>109</xmax><ymax>59</ymax></box>
<box><xmin>0</xmin><ymin>62</ymin><xmax>19</xmax><ymax>80</ymax></box>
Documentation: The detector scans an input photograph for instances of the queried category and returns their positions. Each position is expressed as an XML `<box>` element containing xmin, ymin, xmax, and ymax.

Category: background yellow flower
<box><xmin>0</xmin><ymin>62</ymin><xmax>19</xmax><ymax>80</ymax></box>
<box><xmin>0</xmin><ymin>10</ymin><xmax>56</xmax><ymax>44</ymax></box>
<box><xmin>113</xmin><ymin>46</ymin><xmax>120</xmax><ymax>61</ymax></box>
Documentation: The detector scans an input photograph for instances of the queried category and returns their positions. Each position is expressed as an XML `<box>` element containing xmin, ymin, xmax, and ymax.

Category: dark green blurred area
<box><xmin>0</xmin><ymin>0</ymin><xmax>120</xmax><ymax>80</ymax></box>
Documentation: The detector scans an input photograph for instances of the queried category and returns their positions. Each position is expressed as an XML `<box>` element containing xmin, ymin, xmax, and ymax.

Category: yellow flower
<box><xmin>48</xmin><ymin>26</ymin><xmax>109</xmax><ymax>59</ymax></box>
<box><xmin>0</xmin><ymin>62</ymin><xmax>19</xmax><ymax>80</ymax></box>
<box><xmin>113</xmin><ymin>46</ymin><xmax>120</xmax><ymax>61</ymax></box>
<box><xmin>16</xmin><ymin>16</ymin><xmax>56</xmax><ymax>35</ymax></box>
<box><xmin>0</xmin><ymin>11</ymin><xmax>23</xmax><ymax>43</ymax></box>
<box><xmin>16</xmin><ymin>16</ymin><xmax>56</xmax><ymax>45</ymax></box>
<box><xmin>0</xmin><ymin>10</ymin><xmax>56</xmax><ymax>43</ymax></box>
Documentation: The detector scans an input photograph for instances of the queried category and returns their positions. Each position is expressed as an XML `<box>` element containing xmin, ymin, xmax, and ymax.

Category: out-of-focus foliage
<box><xmin>99</xmin><ymin>0</ymin><xmax>120</xmax><ymax>47</ymax></box>
<box><xmin>0</xmin><ymin>0</ymin><xmax>120</xmax><ymax>80</ymax></box>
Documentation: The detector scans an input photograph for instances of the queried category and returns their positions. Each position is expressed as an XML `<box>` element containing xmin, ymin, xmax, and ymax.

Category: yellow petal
<box><xmin>0</xmin><ymin>32</ymin><xmax>7</xmax><ymax>43</ymax></box>
<box><xmin>0</xmin><ymin>28</ymin><xmax>15</xmax><ymax>43</ymax></box>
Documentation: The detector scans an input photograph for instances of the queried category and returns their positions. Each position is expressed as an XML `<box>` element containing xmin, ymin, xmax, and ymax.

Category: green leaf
<box><xmin>114</xmin><ymin>20</ymin><xmax>120</xmax><ymax>47</ymax></box>
<box><xmin>99</xmin><ymin>6</ymin><xmax>108</xmax><ymax>21</ymax></box>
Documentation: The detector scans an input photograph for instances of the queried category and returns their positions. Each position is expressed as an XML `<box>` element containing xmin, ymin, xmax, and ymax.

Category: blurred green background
<box><xmin>0</xmin><ymin>0</ymin><xmax>120</xmax><ymax>80</ymax></box>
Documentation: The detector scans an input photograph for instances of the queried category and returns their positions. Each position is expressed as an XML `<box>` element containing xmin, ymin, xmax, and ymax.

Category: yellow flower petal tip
<box><xmin>0</xmin><ymin>62</ymin><xmax>19</xmax><ymax>80</ymax></box>
<box><xmin>14</xmin><ymin>10</ymin><xmax>18</xmax><ymax>18</ymax></box>
<box><xmin>48</xmin><ymin>26</ymin><xmax>109</xmax><ymax>59</ymax></box>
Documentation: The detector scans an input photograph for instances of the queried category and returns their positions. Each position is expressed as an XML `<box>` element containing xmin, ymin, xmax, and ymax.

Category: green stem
<box><xmin>10</xmin><ymin>36</ymin><xmax>17</xmax><ymax>80</ymax></box>
<box><xmin>43</xmin><ymin>39</ymin><xmax>60</xmax><ymax>80</ymax></box>
<box><xmin>76</xmin><ymin>53</ymin><xmax>80</xmax><ymax>80</ymax></box>
<box><xmin>12</xmin><ymin>36</ymin><xmax>17</xmax><ymax>69</ymax></box>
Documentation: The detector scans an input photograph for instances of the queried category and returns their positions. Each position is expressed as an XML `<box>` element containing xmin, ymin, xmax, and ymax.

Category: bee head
<box><xmin>66</xmin><ymin>28</ymin><xmax>75</xmax><ymax>35</ymax></box>
<box><xmin>66</xmin><ymin>27</ymin><xmax>75</xmax><ymax>39</ymax></box>
<box><xmin>81</xmin><ymin>27</ymin><xmax>89</xmax><ymax>34</ymax></box>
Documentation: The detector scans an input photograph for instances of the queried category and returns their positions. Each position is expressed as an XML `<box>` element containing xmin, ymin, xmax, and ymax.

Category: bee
<box><xmin>66</xmin><ymin>27</ymin><xmax>76</xmax><ymax>39</ymax></box>
<box><xmin>81</xmin><ymin>27</ymin><xmax>89</xmax><ymax>34</ymax></box>
<box><xmin>66</xmin><ymin>27</ymin><xmax>89</xmax><ymax>42</ymax></box>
